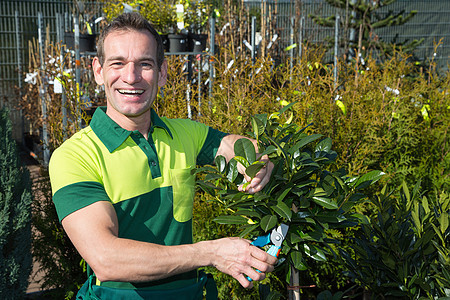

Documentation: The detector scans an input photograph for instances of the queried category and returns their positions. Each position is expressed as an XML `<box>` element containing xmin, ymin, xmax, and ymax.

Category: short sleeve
<box><xmin>196</xmin><ymin>127</ymin><xmax>228</xmax><ymax>166</ymax></box>
<box><xmin>49</xmin><ymin>134</ymin><xmax>110</xmax><ymax>222</ymax></box>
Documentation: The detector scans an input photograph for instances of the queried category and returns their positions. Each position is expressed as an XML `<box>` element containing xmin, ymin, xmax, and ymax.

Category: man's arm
<box><xmin>216</xmin><ymin>134</ymin><xmax>274</xmax><ymax>194</ymax></box>
<box><xmin>62</xmin><ymin>200</ymin><xmax>277</xmax><ymax>288</ymax></box>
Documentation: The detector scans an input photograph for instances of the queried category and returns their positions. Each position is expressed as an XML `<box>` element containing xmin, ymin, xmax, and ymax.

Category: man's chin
<box><xmin>107</xmin><ymin>104</ymin><xmax>152</xmax><ymax>119</ymax></box>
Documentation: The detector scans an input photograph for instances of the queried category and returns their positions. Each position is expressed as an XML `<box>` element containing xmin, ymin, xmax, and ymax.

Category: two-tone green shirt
<box><xmin>49</xmin><ymin>107</ymin><xmax>227</xmax><ymax>293</ymax></box>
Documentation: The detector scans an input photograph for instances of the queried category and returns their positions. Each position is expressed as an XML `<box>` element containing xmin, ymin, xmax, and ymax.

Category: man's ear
<box><xmin>158</xmin><ymin>59</ymin><xmax>168</xmax><ymax>87</ymax></box>
<box><xmin>92</xmin><ymin>57</ymin><xmax>104</xmax><ymax>85</ymax></box>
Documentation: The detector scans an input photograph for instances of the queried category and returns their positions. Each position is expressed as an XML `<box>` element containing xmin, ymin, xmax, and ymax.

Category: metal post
<box><xmin>290</xmin><ymin>17</ymin><xmax>294</xmax><ymax>71</ymax></box>
<box><xmin>334</xmin><ymin>14</ymin><xmax>340</xmax><ymax>88</ymax></box>
<box><xmin>348</xmin><ymin>0</ymin><xmax>357</xmax><ymax>61</ymax></box>
<box><xmin>198</xmin><ymin>54</ymin><xmax>202</xmax><ymax>116</ymax></box>
<box><xmin>251</xmin><ymin>16</ymin><xmax>256</xmax><ymax>65</ymax></box>
<box><xmin>298</xmin><ymin>16</ymin><xmax>305</xmax><ymax>59</ymax></box>
<box><xmin>187</xmin><ymin>55</ymin><xmax>192</xmax><ymax>119</ymax></box>
<box><xmin>57</xmin><ymin>13</ymin><xmax>68</xmax><ymax>139</ymax></box>
<box><xmin>208</xmin><ymin>14</ymin><xmax>215</xmax><ymax>100</ymax></box>
<box><xmin>15</xmin><ymin>11</ymin><xmax>22</xmax><ymax>91</ymax></box>
<box><xmin>74</xmin><ymin>14</ymin><xmax>82</xmax><ymax>129</ymax></box>
<box><xmin>15</xmin><ymin>10</ymin><xmax>24</xmax><ymax>145</ymax></box>
<box><xmin>38</xmin><ymin>12</ymin><xmax>50</xmax><ymax>166</ymax></box>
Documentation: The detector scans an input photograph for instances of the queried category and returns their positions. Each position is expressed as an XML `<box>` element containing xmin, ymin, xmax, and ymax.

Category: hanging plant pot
<box><xmin>188</xmin><ymin>33</ymin><xmax>208</xmax><ymax>52</ymax></box>
<box><xmin>168</xmin><ymin>33</ymin><xmax>187</xmax><ymax>53</ymax></box>
<box><xmin>64</xmin><ymin>32</ymin><xmax>97</xmax><ymax>52</ymax></box>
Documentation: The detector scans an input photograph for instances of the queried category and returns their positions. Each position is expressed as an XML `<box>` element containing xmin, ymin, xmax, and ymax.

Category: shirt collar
<box><xmin>90</xmin><ymin>107</ymin><xmax>173</xmax><ymax>153</ymax></box>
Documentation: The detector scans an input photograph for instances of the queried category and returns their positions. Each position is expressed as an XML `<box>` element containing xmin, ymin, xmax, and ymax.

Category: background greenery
<box><xmin>15</xmin><ymin>1</ymin><xmax>450</xmax><ymax>298</ymax></box>
<box><xmin>0</xmin><ymin>108</ymin><xmax>33</xmax><ymax>299</ymax></box>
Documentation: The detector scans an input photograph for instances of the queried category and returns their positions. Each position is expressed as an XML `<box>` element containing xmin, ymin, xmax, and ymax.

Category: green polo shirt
<box><xmin>49</xmin><ymin>107</ymin><xmax>227</xmax><ymax>292</ymax></box>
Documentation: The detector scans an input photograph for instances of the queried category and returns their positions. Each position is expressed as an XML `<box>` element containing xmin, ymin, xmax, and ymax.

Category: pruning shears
<box><xmin>247</xmin><ymin>223</ymin><xmax>289</xmax><ymax>282</ymax></box>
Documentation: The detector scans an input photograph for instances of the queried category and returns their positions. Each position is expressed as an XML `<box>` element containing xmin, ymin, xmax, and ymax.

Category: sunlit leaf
<box><xmin>335</xmin><ymin>99</ymin><xmax>346</xmax><ymax>115</ymax></box>
<box><xmin>315</xmin><ymin>137</ymin><xmax>332</xmax><ymax>153</ymax></box>
<box><xmin>312</xmin><ymin>196</ymin><xmax>338</xmax><ymax>209</ymax></box>
<box><xmin>251</xmin><ymin>116</ymin><xmax>265</xmax><ymax>138</ymax></box>
<box><xmin>440</xmin><ymin>212</ymin><xmax>449</xmax><ymax>234</ymax></box>
<box><xmin>304</xmin><ymin>244</ymin><xmax>327</xmax><ymax>261</ymax></box>
<box><xmin>227</xmin><ymin>158</ymin><xmax>239</xmax><ymax>182</ymax></box>
<box><xmin>214</xmin><ymin>155</ymin><xmax>227</xmax><ymax>174</ymax></box>
<box><xmin>234</xmin><ymin>138</ymin><xmax>256</xmax><ymax>164</ymax></box>
<box><xmin>353</xmin><ymin>170</ymin><xmax>385</xmax><ymax>189</ymax></box>
<box><xmin>233</xmin><ymin>156</ymin><xmax>249</xmax><ymax>168</ymax></box>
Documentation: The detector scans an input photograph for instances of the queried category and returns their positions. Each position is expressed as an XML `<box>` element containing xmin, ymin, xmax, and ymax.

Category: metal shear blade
<box><xmin>270</xmin><ymin>223</ymin><xmax>289</xmax><ymax>247</ymax></box>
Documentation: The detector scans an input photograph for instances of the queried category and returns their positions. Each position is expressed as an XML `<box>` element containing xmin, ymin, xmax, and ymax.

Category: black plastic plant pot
<box><xmin>188</xmin><ymin>33</ymin><xmax>208</xmax><ymax>52</ymax></box>
<box><xmin>168</xmin><ymin>33</ymin><xmax>187</xmax><ymax>53</ymax></box>
<box><xmin>64</xmin><ymin>32</ymin><xmax>97</xmax><ymax>52</ymax></box>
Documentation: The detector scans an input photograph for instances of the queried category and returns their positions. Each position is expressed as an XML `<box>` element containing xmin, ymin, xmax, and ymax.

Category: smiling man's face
<box><xmin>93</xmin><ymin>29</ymin><xmax>167</xmax><ymax>122</ymax></box>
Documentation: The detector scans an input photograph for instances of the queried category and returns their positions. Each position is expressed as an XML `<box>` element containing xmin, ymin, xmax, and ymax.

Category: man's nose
<box><xmin>122</xmin><ymin>63</ymin><xmax>141</xmax><ymax>84</ymax></box>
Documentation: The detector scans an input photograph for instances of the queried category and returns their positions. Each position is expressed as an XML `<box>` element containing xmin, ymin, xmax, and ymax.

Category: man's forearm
<box><xmin>90</xmin><ymin>238</ymin><xmax>212</xmax><ymax>283</ymax></box>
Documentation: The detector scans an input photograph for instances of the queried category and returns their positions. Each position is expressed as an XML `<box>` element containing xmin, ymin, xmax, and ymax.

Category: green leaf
<box><xmin>205</xmin><ymin>173</ymin><xmax>222</xmax><ymax>181</ymax></box>
<box><xmin>335</xmin><ymin>99</ymin><xmax>346</xmax><ymax>115</ymax></box>
<box><xmin>353</xmin><ymin>170</ymin><xmax>385</xmax><ymax>189</ymax></box>
<box><xmin>312</xmin><ymin>196</ymin><xmax>339</xmax><ymax>209</ymax></box>
<box><xmin>271</xmin><ymin>201</ymin><xmax>292</xmax><ymax>221</ymax></box>
<box><xmin>196</xmin><ymin>181</ymin><xmax>218</xmax><ymax>196</ymax></box>
<box><xmin>276</xmin><ymin>186</ymin><xmax>293</xmax><ymax>203</ymax></box>
<box><xmin>245</xmin><ymin>161</ymin><xmax>266</xmax><ymax>178</ymax></box>
<box><xmin>278</xmin><ymin>101</ymin><xmax>297</xmax><ymax>116</ymax></box>
<box><xmin>214</xmin><ymin>155</ymin><xmax>227</xmax><ymax>173</ymax></box>
<box><xmin>233</xmin><ymin>156</ymin><xmax>249</xmax><ymax>168</ymax></box>
<box><xmin>315</xmin><ymin>137</ymin><xmax>332</xmax><ymax>153</ymax></box>
<box><xmin>213</xmin><ymin>215</ymin><xmax>249</xmax><ymax>225</ymax></box>
<box><xmin>251</xmin><ymin>116</ymin><xmax>265</xmax><ymax>138</ymax></box>
<box><xmin>238</xmin><ymin>224</ymin><xmax>259</xmax><ymax>238</ymax></box>
<box><xmin>315</xmin><ymin>212</ymin><xmax>346</xmax><ymax>223</ymax></box>
<box><xmin>258</xmin><ymin>145</ymin><xmax>277</xmax><ymax>157</ymax></box>
<box><xmin>260</xmin><ymin>215</ymin><xmax>277</xmax><ymax>232</ymax></box>
<box><xmin>288</xmin><ymin>134</ymin><xmax>323</xmax><ymax>155</ymax></box>
<box><xmin>440</xmin><ymin>212</ymin><xmax>449</xmax><ymax>234</ymax></box>
<box><xmin>234</xmin><ymin>138</ymin><xmax>256</xmax><ymax>164</ymax></box>
<box><xmin>227</xmin><ymin>158</ymin><xmax>239</xmax><ymax>182</ymax></box>
<box><xmin>304</xmin><ymin>244</ymin><xmax>327</xmax><ymax>261</ymax></box>
<box><xmin>265</xmin><ymin>291</ymin><xmax>283</xmax><ymax>300</ymax></box>
<box><xmin>290</xmin><ymin>251</ymin><xmax>307</xmax><ymax>270</ymax></box>
<box><xmin>234</xmin><ymin>209</ymin><xmax>261</xmax><ymax>219</ymax></box>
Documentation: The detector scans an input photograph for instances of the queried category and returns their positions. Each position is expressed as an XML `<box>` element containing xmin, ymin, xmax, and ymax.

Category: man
<box><xmin>49</xmin><ymin>12</ymin><xmax>276</xmax><ymax>299</ymax></box>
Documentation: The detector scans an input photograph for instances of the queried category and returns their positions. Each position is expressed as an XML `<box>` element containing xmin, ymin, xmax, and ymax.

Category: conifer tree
<box><xmin>0</xmin><ymin>108</ymin><xmax>33</xmax><ymax>299</ymax></box>
<box><xmin>309</xmin><ymin>0</ymin><xmax>422</xmax><ymax>59</ymax></box>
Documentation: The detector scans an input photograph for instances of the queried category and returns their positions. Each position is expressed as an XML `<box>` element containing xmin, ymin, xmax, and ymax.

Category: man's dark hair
<box><xmin>97</xmin><ymin>12</ymin><xmax>164</xmax><ymax>69</ymax></box>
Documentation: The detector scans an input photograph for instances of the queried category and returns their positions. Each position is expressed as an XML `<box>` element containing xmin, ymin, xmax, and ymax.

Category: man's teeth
<box><xmin>118</xmin><ymin>89</ymin><xmax>144</xmax><ymax>95</ymax></box>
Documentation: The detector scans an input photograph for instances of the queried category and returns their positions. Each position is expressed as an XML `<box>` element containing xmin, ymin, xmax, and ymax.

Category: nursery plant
<box><xmin>195</xmin><ymin>103</ymin><xmax>384</xmax><ymax>298</ymax></box>
<box><xmin>340</xmin><ymin>181</ymin><xmax>450</xmax><ymax>298</ymax></box>
<box><xmin>0</xmin><ymin>108</ymin><xmax>33</xmax><ymax>299</ymax></box>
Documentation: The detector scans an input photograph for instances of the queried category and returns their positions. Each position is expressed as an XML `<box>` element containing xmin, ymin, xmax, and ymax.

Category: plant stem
<box><xmin>291</xmin><ymin>265</ymin><xmax>300</xmax><ymax>300</ymax></box>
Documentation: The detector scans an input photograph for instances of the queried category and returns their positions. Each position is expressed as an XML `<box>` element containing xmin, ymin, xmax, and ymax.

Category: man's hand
<box><xmin>217</xmin><ymin>135</ymin><xmax>274</xmax><ymax>194</ymax></box>
<box><xmin>206</xmin><ymin>237</ymin><xmax>278</xmax><ymax>288</ymax></box>
<box><xmin>237</xmin><ymin>155</ymin><xmax>274</xmax><ymax>194</ymax></box>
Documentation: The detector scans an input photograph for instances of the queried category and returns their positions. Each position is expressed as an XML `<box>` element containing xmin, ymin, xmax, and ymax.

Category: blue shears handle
<box><xmin>246</xmin><ymin>244</ymin><xmax>280</xmax><ymax>282</ymax></box>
